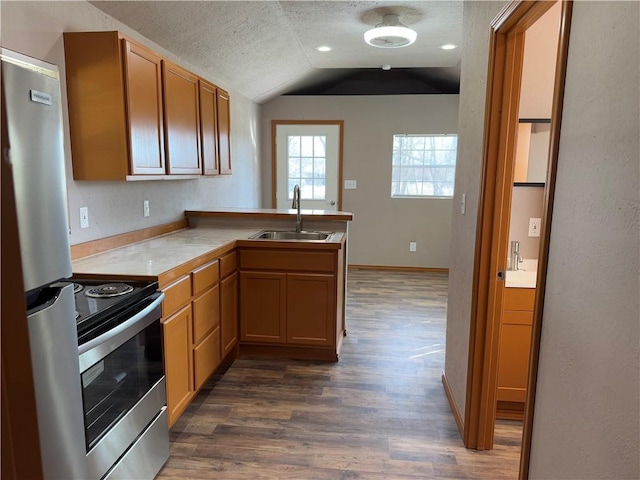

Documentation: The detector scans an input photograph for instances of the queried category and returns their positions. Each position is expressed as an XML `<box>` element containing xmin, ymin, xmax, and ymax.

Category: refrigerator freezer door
<box><xmin>27</xmin><ymin>283</ymin><xmax>88</xmax><ymax>479</ymax></box>
<box><xmin>1</xmin><ymin>49</ymin><xmax>72</xmax><ymax>292</ymax></box>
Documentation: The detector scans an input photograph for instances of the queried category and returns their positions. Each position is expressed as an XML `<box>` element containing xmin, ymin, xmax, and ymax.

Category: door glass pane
<box><xmin>286</xmin><ymin>134</ymin><xmax>327</xmax><ymax>200</ymax></box>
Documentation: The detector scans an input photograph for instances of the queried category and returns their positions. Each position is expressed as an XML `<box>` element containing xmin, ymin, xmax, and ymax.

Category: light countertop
<box><xmin>72</xmin><ymin>227</ymin><xmax>258</xmax><ymax>278</ymax></box>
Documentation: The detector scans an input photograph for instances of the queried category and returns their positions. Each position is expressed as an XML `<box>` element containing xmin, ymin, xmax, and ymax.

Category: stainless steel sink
<box><xmin>250</xmin><ymin>230</ymin><xmax>334</xmax><ymax>241</ymax></box>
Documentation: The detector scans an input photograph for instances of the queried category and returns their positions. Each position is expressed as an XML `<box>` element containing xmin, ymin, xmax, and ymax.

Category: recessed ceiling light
<box><xmin>316</xmin><ymin>45</ymin><xmax>332</xmax><ymax>52</ymax></box>
<box><xmin>440</xmin><ymin>44</ymin><xmax>458</xmax><ymax>50</ymax></box>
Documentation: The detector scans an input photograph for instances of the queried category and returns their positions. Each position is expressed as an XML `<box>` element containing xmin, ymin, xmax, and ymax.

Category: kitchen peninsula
<box><xmin>71</xmin><ymin>209</ymin><xmax>352</xmax><ymax>426</ymax></box>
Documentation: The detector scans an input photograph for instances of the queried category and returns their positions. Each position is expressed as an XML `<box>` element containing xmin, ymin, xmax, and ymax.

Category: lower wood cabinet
<box><xmin>287</xmin><ymin>273</ymin><xmax>335</xmax><ymax>346</ymax></box>
<box><xmin>238</xmin><ymin>247</ymin><xmax>342</xmax><ymax>359</ymax></box>
<box><xmin>161</xmin><ymin>256</ymin><xmax>234</xmax><ymax>427</ymax></box>
<box><xmin>220</xmin><ymin>271</ymin><xmax>238</xmax><ymax>356</ymax></box>
<box><xmin>497</xmin><ymin>287</ymin><xmax>535</xmax><ymax>420</ymax></box>
<box><xmin>240</xmin><ymin>272</ymin><xmax>286</xmax><ymax>343</ymax></box>
<box><xmin>194</xmin><ymin>326</ymin><xmax>220</xmax><ymax>390</ymax></box>
<box><xmin>163</xmin><ymin>304</ymin><xmax>193</xmax><ymax>425</ymax></box>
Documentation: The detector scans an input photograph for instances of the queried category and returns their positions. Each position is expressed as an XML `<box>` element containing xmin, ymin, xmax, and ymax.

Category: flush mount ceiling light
<box><xmin>316</xmin><ymin>45</ymin><xmax>332</xmax><ymax>52</ymax></box>
<box><xmin>440</xmin><ymin>44</ymin><xmax>458</xmax><ymax>50</ymax></box>
<box><xmin>364</xmin><ymin>14</ymin><xmax>417</xmax><ymax>48</ymax></box>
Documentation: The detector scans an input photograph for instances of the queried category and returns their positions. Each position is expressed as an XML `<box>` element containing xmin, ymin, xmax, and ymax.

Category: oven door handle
<box><xmin>78</xmin><ymin>292</ymin><xmax>164</xmax><ymax>372</ymax></box>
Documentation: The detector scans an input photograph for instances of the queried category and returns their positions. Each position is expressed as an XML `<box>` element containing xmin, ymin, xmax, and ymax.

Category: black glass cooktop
<box><xmin>70</xmin><ymin>278</ymin><xmax>158</xmax><ymax>337</ymax></box>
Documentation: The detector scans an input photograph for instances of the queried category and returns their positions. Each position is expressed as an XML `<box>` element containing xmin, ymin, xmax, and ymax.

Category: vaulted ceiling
<box><xmin>90</xmin><ymin>1</ymin><xmax>463</xmax><ymax>104</ymax></box>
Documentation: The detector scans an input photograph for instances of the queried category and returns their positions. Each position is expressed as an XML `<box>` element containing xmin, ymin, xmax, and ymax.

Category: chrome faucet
<box><xmin>510</xmin><ymin>240</ymin><xmax>523</xmax><ymax>271</ymax></box>
<box><xmin>292</xmin><ymin>184</ymin><xmax>302</xmax><ymax>233</ymax></box>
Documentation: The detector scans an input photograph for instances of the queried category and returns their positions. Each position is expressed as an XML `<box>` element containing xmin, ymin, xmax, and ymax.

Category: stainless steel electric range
<box><xmin>71</xmin><ymin>277</ymin><xmax>169</xmax><ymax>479</ymax></box>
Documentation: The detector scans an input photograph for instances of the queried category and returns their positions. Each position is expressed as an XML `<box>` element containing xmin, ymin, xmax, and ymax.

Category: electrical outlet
<box><xmin>344</xmin><ymin>180</ymin><xmax>357</xmax><ymax>190</ymax></box>
<box><xmin>143</xmin><ymin>200</ymin><xmax>150</xmax><ymax>218</ymax></box>
<box><xmin>79</xmin><ymin>207</ymin><xmax>89</xmax><ymax>229</ymax></box>
<box><xmin>528</xmin><ymin>217</ymin><xmax>541</xmax><ymax>237</ymax></box>
<box><xmin>409</xmin><ymin>241</ymin><xmax>417</xmax><ymax>252</ymax></box>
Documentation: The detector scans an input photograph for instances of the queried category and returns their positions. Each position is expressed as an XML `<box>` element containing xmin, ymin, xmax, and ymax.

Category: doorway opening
<box><xmin>463</xmin><ymin>0</ymin><xmax>572</xmax><ymax>478</ymax></box>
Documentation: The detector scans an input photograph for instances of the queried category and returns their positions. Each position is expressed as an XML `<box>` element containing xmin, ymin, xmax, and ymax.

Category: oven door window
<box><xmin>81</xmin><ymin>320</ymin><xmax>163</xmax><ymax>451</ymax></box>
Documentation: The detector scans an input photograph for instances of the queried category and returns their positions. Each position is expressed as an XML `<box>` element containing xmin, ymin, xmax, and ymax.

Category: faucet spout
<box><xmin>510</xmin><ymin>240</ymin><xmax>523</xmax><ymax>271</ymax></box>
<box><xmin>292</xmin><ymin>185</ymin><xmax>302</xmax><ymax>233</ymax></box>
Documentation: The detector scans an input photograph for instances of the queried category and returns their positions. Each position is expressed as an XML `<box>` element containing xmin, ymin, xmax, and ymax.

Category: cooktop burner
<box><xmin>85</xmin><ymin>283</ymin><xmax>134</xmax><ymax>298</ymax></box>
<box><xmin>71</xmin><ymin>278</ymin><xmax>158</xmax><ymax>337</ymax></box>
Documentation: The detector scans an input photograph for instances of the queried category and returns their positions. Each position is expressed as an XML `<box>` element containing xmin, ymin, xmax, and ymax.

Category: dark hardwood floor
<box><xmin>157</xmin><ymin>269</ymin><xmax>522</xmax><ymax>479</ymax></box>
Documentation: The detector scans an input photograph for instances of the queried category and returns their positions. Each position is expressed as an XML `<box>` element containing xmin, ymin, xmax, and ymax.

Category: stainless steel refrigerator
<box><xmin>1</xmin><ymin>48</ymin><xmax>88</xmax><ymax>478</ymax></box>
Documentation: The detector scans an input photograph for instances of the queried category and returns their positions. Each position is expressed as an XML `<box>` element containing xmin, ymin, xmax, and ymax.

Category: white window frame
<box><xmin>391</xmin><ymin>134</ymin><xmax>458</xmax><ymax>199</ymax></box>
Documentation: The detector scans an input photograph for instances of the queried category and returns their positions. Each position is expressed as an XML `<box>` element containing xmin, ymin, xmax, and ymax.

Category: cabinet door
<box><xmin>287</xmin><ymin>274</ymin><xmax>335</xmax><ymax>346</ymax></box>
<box><xmin>122</xmin><ymin>40</ymin><xmax>165</xmax><ymax>175</ymax></box>
<box><xmin>163</xmin><ymin>305</ymin><xmax>193</xmax><ymax>427</ymax></box>
<box><xmin>240</xmin><ymin>272</ymin><xmax>286</xmax><ymax>343</ymax></box>
<box><xmin>217</xmin><ymin>89</ymin><xmax>231</xmax><ymax>175</ymax></box>
<box><xmin>194</xmin><ymin>326</ymin><xmax>221</xmax><ymax>391</ymax></box>
<box><xmin>192</xmin><ymin>285</ymin><xmax>219</xmax><ymax>345</ymax></box>
<box><xmin>199</xmin><ymin>80</ymin><xmax>219</xmax><ymax>176</ymax></box>
<box><xmin>220</xmin><ymin>272</ymin><xmax>238</xmax><ymax>356</ymax></box>
<box><xmin>497</xmin><ymin>312</ymin><xmax>533</xmax><ymax>403</ymax></box>
<box><xmin>163</xmin><ymin>61</ymin><xmax>201</xmax><ymax>175</ymax></box>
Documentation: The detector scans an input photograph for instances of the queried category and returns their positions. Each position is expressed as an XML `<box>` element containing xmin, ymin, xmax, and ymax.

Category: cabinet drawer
<box><xmin>239</xmin><ymin>249</ymin><xmax>335</xmax><ymax>273</ymax></box>
<box><xmin>192</xmin><ymin>260</ymin><xmax>219</xmax><ymax>295</ymax></box>
<box><xmin>504</xmin><ymin>288</ymin><xmax>535</xmax><ymax>311</ymax></box>
<box><xmin>220</xmin><ymin>251</ymin><xmax>237</xmax><ymax>278</ymax></box>
<box><xmin>193</xmin><ymin>285</ymin><xmax>220</xmax><ymax>344</ymax></box>
<box><xmin>162</xmin><ymin>275</ymin><xmax>191</xmax><ymax>317</ymax></box>
<box><xmin>193</xmin><ymin>326</ymin><xmax>220</xmax><ymax>391</ymax></box>
<box><xmin>502</xmin><ymin>310</ymin><xmax>533</xmax><ymax>326</ymax></box>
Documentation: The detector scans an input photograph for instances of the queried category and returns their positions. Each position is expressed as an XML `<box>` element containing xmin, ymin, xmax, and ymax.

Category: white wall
<box><xmin>262</xmin><ymin>95</ymin><xmax>458</xmax><ymax>268</ymax></box>
<box><xmin>446</xmin><ymin>1</ymin><xmax>639</xmax><ymax>478</ymax></box>
<box><xmin>529</xmin><ymin>2</ymin><xmax>639</xmax><ymax>478</ymax></box>
<box><xmin>1</xmin><ymin>1</ymin><xmax>261</xmax><ymax>245</ymax></box>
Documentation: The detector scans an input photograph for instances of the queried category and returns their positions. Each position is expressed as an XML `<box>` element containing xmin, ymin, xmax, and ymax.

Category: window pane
<box><xmin>288</xmin><ymin>180</ymin><xmax>298</xmax><ymax>199</ymax></box>
<box><xmin>314</xmin><ymin>136</ymin><xmax>326</xmax><ymax>157</ymax></box>
<box><xmin>301</xmin><ymin>136</ymin><xmax>314</xmax><ymax>157</ymax></box>
<box><xmin>391</xmin><ymin>134</ymin><xmax>458</xmax><ymax>198</ymax></box>
<box><xmin>300</xmin><ymin>157</ymin><xmax>314</xmax><ymax>178</ymax></box>
<box><xmin>314</xmin><ymin>158</ymin><xmax>326</xmax><ymax>178</ymax></box>
<box><xmin>288</xmin><ymin>136</ymin><xmax>300</xmax><ymax>157</ymax></box>
<box><xmin>300</xmin><ymin>178</ymin><xmax>313</xmax><ymax>199</ymax></box>
<box><xmin>288</xmin><ymin>158</ymin><xmax>300</xmax><ymax>178</ymax></box>
<box><xmin>313</xmin><ymin>179</ymin><xmax>326</xmax><ymax>199</ymax></box>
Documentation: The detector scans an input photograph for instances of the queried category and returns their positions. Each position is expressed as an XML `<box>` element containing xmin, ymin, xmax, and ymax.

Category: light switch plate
<box><xmin>143</xmin><ymin>200</ymin><xmax>150</xmax><ymax>218</ymax></box>
<box><xmin>344</xmin><ymin>180</ymin><xmax>357</xmax><ymax>190</ymax></box>
<box><xmin>409</xmin><ymin>241</ymin><xmax>417</xmax><ymax>252</ymax></box>
<box><xmin>79</xmin><ymin>207</ymin><xmax>89</xmax><ymax>229</ymax></box>
<box><xmin>460</xmin><ymin>193</ymin><xmax>466</xmax><ymax>215</ymax></box>
<box><xmin>528</xmin><ymin>217</ymin><xmax>541</xmax><ymax>237</ymax></box>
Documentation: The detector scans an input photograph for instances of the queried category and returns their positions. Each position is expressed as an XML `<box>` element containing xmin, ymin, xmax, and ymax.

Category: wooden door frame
<box><xmin>463</xmin><ymin>0</ymin><xmax>572</xmax><ymax>476</ymax></box>
<box><xmin>271</xmin><ymin>120</ymin><xmax>344</xmax><ymax>210</ymax></box>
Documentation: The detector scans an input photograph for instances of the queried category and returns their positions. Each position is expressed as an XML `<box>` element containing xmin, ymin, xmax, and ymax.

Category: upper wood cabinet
<box><xmin>199</xmin><ymin>80</ymin><xmax>219</xmax><ymax>176</ymax></box>
<box><xmin>63</xmin><ymin>31</ymin><xmax>231</xmax><ymax>180</ymax></box>
<box><xmin>217</xmin><ymin>89</ymin><xmax>232</xmax><ymax>175</ymax></box>
<box><xmin>163</xmin><ymin>61</ymin><xmax>201</xmax><ymax>175</ymax></box>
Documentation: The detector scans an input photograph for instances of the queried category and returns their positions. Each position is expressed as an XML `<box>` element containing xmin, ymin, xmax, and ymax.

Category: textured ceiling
<box><xmin>89</xmin><ymin>1</ymin><xmax>463</xmax><ymax>103</ymax></box>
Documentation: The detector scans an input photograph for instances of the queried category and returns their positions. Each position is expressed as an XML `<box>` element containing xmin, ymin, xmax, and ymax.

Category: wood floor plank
<box><xmin>157</xmin><ymin>269</ymin><xmax>521</xmax><ymax>479</ymax></box>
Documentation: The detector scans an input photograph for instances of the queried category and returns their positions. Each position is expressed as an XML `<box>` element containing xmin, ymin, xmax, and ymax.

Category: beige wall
<box><xmin>261</xmin><ymin>95</ymin><xmax>458</xmax><ymax>268</ymax></box>
<box><xmin>509</xmin><ymin>186</ymin><xmax>544</xmax><ymax>261</ymax></box>
<box><xmin>519</xmin><ymin>1</ymin><xmax>561</xmax><ymax>119</ymax></box>
<box><xmin>529</xmin><ymin>2</ymin><xmax>639</xmax><ymax>477</ymax></box>
<box><xmin>446</xmin><ymin>1</ymin><xmax>639</xmax><ymax>477</ymax></box>
<box><xmin>1</xmin><ymin>1</ymin><xmax>262</xmax><ymax>245</ymax></box>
